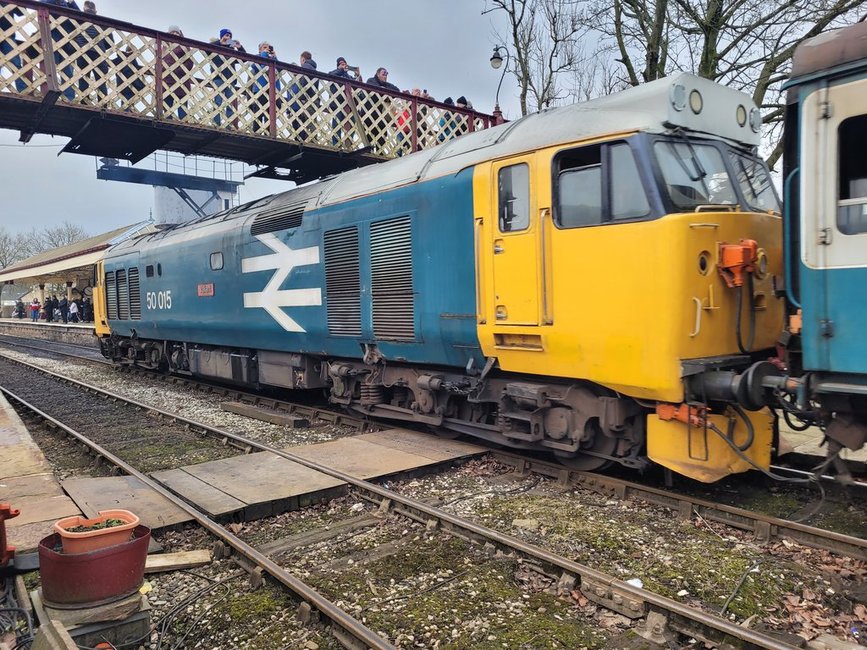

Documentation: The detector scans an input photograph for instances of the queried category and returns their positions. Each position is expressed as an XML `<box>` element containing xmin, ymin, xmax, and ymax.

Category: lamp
<box><xmin>489</xmin><ymin>46</ymin><xmax>509</xmax><ymax>124</ymax></box>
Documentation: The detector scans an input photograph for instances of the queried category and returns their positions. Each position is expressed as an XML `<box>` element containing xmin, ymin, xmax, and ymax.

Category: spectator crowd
<box><xmin>13</xmin><ymin>295</ymin><xmax>93</xmax><ymax>323</ymax></box>
<box><xmin>0</xmin><ymin>1</ymin><xmax>481</xmax><ymax>149</ymax></box>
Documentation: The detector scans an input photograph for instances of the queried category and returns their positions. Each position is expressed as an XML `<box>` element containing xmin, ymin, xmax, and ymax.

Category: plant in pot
<box><xmin>54</xmin><ymin>509</ymin><xmax>140</xmax><ymax>554</ymax></box>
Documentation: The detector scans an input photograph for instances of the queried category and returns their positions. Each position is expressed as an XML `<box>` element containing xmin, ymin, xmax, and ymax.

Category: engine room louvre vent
<box><xmin>370</xmin><ymin>216</ymin><xmax>415</xmax><ymax>341</ymax></box>
<box><xmin>250</xmin><ymin>201</ymin><xmax>306</xmax><ymax>236</ymax></box>
<box><xmin>105</xmin><ymin>271</ymin><xmax>117</xmax><ymax>320</ymax></box>
<box><xmin>324</xmin><ymin>227</ymin><xmax>361</xmax><ymax>336</ymax></box>
<box><xmin>116</xmin><ymin>268</ymin><xmax>129</xmax><ymax>320</ymax></box>
<box><xmin>128</xmin><ymin>267</ymin><xmax>141</xmax><ymax>320</ymax></box>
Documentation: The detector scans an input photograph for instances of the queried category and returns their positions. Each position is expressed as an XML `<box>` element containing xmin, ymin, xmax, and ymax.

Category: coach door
<box><xmin>801</xmin><ymin>79</ymin><xmax>867</xmax><ymax>371</ymax></box>
<box><xmin>485</xmin><ymin>156</ymin><xmax>542</xmax><ymax>326</ymax></box>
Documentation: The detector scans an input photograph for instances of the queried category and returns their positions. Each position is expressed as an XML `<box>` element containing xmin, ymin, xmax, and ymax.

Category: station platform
<box><xmin>0</xmin><ymin>391</ymin><xmax>80</xmax><ymax>553</ymax></box>
<box><xmin>779</xmin><ymin>423</ymin><xmax>867</xmax><ymax>464</ymax></box>
<box><xmin>0</xmin><ymin>318</ymin><xmax>97</xmax><ymax>348</ymax></box>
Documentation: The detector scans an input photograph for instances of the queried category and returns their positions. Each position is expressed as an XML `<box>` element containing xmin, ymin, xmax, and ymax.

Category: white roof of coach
<box><xmin>317</xmin><ymin>72</ymin><xmax>760</xmax><ymax>209</ymax></box>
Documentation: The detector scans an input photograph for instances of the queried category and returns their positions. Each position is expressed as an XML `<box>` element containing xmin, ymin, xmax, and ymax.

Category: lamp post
<box><xmin>489</xmin><ymin>46</ymin><xmax>509</xmax><ymax>125</ymax></box>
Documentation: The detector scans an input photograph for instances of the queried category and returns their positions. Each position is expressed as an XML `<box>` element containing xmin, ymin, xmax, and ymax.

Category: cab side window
<box><xmin>498</xmin><ymin>163</ymin><xmax>530</xmax><ymax>232</ymax></box>
<box><xmin>554</xmin><ymin>141</ymin><xmax>649</xmax><ymax>228</ymax></box>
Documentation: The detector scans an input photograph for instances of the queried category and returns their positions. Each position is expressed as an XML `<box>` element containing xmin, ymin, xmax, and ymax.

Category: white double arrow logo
<box><xmin>241</xmin><ymin>233</ymin><xmax>322</xmax><ymax>332</ymax></box>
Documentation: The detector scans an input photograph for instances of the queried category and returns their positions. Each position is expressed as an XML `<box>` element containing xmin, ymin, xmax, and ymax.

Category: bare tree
<box><xmin>485</xmin><ymin>0</ymin><xmax>593</xmax><ymax>115</ymax></box>
<box><xmin>0</xmin><ymin>227</ymin><xmax>27</xmax><ymax>271</ymax></box>
<box><xmin>31</xmin><ymin>220</ymin><xmax>91</xmax><ymax>253</ymax></box>
<box><xmin>595</xmin><ymin>0</ymin><xmax>866</xmax><ymax>168</ymax></box>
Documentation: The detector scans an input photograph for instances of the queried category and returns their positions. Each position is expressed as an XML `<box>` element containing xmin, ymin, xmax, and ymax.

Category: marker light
<box><xmin>736</xmin><ymin>104</ymin><xmax>747</xmax><ymax>127</ymax></box>
<box><xmin>749</xmin><ymin>107</ymin><xmax>762</xmax><ymax>133</ymax></box>
<box><xmin>670</xmin><ymin>83</ymin><xmax>687</xmax><ymax>112</ymax></box>
<box><xmin>689</xmin><ymin>89</ymin><xmax>703</xmax><ymax>114</ymax></box>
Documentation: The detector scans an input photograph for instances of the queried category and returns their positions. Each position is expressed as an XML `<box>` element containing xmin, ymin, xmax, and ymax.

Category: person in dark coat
<box><xmin>162</xmin><ymin>26</ymin><xmax>192</xmax><ymax>120</ymax></box>
<box><xmin>288</xmin><ymin>51</ymin><xmax>318</xmax><ymax>140</ymax></box>
<box><xmin>328</xmin><ymin>57</ymin><xmax>360</xmax><ymax>146</ymax></box>
<box><xmin>114</xmin><ymin>46</ymin><xmax>146</xmax><ymax>109</ymax></box>
<box><xmin>75</xmin><ymin>1</ymin><xmax>111</xmax><ymax>101</ymax></box>
<box><xmin>1</xmin><ymin>4</ymin><xmax>27</xmax><ymax>93</ymax></box>
<box><xmin>365</xmin><ymin>67</ymin><xmax>399</xmax><ymax>92</ymax></box>
<box><xmin>58</xmin><ymin>297</ymin><xmax>68</xmax><ymax>323</ymax></box>
<box><xmin>41</xmin><ymin>0</ymin><xmax>80</xmax><ymax>100</ymax></box>
<box><xmin>210</xmin><ymin>28</ymin><xmax>245</xmax><ymax>126</ymax></box>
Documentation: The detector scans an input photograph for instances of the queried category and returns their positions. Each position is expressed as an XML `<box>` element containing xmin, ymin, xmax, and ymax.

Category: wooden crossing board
<box><xmin>60</xmin><ymin>476</ymin><xmax>192</xmax><ymax>529</ymax></box>
<box><xmin>0</xmin><ymin>393</ymin><xmax>80</xmax><ymax>552</ymax></box>
<box><xmin>151</xmin><ymin>430</ymin><xmax>486</xmax><ymax>520</ymax></box>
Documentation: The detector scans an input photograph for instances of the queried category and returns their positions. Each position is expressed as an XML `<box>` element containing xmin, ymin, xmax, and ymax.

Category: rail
<box><xmin>0</xmin><ymin>0</ymin><xmax>494</xmax><ymax>162</ymax></box>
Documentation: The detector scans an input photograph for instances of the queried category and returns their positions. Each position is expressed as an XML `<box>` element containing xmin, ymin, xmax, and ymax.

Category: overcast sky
<box><xmin>0</xmin><ymin>0</ymin><xmax>521</xmax><ymax>235</ymax></box>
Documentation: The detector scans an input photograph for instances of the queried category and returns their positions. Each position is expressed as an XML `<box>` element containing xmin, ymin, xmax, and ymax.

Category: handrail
<box><xmin>782</xmin><ymin>167</ymin><xmax>801</xmax><ymax>309</ymax></box>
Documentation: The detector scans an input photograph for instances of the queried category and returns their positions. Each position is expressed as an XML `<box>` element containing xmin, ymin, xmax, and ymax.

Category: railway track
<box><xmin>1</xmin><ymin>353</ymin><xmax>859</xmax><ymax>648</ymax></box>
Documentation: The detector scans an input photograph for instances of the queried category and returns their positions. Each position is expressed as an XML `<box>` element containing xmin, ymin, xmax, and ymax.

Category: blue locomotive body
<box><xmin>104</xmin><ymin>169</ymin><xmax>483</xmax><ymax>372</ymax></box>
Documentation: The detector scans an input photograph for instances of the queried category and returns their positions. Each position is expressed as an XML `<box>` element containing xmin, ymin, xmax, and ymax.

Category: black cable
<box><xmin>735</xmin><ymin>274</ymin><xmax>756</xmax><ymax>354</ymax></box>
<box><xmin>730</xmin><ymin>404</ymin><xmax>754</xmax><ymax>451</ymax></box>
<box><xmin>783</xmin><ymin>408</ymin><xmax>812</xmax><ymax>432</ymax></box>
<box><xmin>720</xmin><ymin>560</ymin><xmax>761</xmax><ymax>615</ymax></box>
<box><xmin>707</xmin><ymin>422</ymin><xmax>811</xmax><ymax>483</ymax></box>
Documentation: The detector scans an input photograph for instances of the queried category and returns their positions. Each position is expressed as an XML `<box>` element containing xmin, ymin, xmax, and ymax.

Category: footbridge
<box><xmin>0</xmin><ymin>0</ymin><xmax>496</xmax><ymax>182</ymax></box>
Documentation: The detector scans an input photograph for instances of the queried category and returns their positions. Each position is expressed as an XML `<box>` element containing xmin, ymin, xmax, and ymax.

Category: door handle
<box><xmin>494</xmin><ymin>244</ymin><xmax>504</xmax><ymax>254</ymax></box>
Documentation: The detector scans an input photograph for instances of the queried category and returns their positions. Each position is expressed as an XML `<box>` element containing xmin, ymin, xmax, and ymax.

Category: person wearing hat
<box><xmin>163</xmin><ymin>25</ymin><xmax>192</xmax><ymax>120</ymax></box>
<box><xmin>211</xmin><ymin>28</ymin><xmax>244</xmax><ymax>125</ymax></box>
<box><xmin>329</xmin><ymin>57</ymin><xmax>360</xmax><ymax>81</ymax></box>
<box><xmin>327</xmin><ymin>57</ymin><xmax>361</xmax><ymax>147</ymax></box>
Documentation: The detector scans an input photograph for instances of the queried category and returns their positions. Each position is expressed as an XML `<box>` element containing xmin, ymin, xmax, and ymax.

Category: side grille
<box><xmin>116</xmin><ymin>268</ymin><xmax>129</xmax><ymax>320</ymax></box>
<box><xmin>105</xmin><ymin>271</ymin><xmax>117</xmax><ymax>320</ymax></box>
<box><xmin>370</xmin><ymin>216</ymin><xmax>415</xmax><ymax>340</ymax></box>
<box><xmin>250</xmin><ymin>201</ymin><xmax>305</xmax><ymax>235</ymax></box>
<box><xmin>324</xmin><ymin>227</ymin><xmax>361</xmax><ymax>336</ymax></box>
<box><xmin>128</xmin><ymin>267</ymin><xmax>141</xmax><ymax>320</ymax></box>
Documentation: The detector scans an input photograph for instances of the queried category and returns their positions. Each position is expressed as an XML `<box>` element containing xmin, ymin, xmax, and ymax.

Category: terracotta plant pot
<box><xmin>54</xmin><ymin>509</ymin><xmax>140</xmax><ymax>554</ymax></box>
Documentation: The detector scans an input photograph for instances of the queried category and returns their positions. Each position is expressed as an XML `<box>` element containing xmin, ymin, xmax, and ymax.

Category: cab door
<box><xmin>488</xmin><ymin>157</ymin><xmax>540</xmax><ymax>325</ymax></box>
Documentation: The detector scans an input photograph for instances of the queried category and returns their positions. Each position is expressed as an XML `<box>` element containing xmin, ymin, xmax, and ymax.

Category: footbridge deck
<box><xmin>0</xmin><ymin>0</ymin><xmax>495</xmax><ymax>181</ymax></box>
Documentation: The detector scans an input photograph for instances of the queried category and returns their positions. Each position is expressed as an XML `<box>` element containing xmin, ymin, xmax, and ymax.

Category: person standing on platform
<box><xmin>29</xmin><ymin>298</ymin><xmax>40</xmax><ymax>322</ymax></box>
<box><xmin>58</xmin><ymin>296</ymin><xmax>68</xmax><ymax>323</ymax></box>
<box><xmin>68</xmin><ymin>299</ymin><xmax>80</xmax><ymax>323</ymax></box>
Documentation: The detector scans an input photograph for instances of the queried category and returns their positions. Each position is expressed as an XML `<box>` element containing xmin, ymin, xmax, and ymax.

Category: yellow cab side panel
<box><xmin>472</xmin><ymin>136</ymin><xmax>783</xmax><ymax>481</ymax></box>
<box><xmin>93</xmin><ymin>259</ymin><xmax>110</xmax><ymax>337</ymax></box>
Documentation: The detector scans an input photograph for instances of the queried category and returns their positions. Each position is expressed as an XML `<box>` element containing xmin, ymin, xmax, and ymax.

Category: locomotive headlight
<box><xmin>736</xmin><ymin>104</ymin><xmax>747</xmax><ymax>127</ymax></box>
<box><xmin>670</xmin><ymin>83</ymin><xmax>687</xmax><ymax>111</ymax></box>
<box><xmin>689</xmin><ymin>89</ymin><xmax>703</xmax><ymax>114</ymax></box>
<box><xmin>749</xmin><ymin>107</ymin><xmax>762</xmax><ymax>133</ymax></box>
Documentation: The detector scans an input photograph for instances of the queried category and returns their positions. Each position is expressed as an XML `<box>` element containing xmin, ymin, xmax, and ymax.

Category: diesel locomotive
<box><xmin>94</xmin><ymin>72</ymin><xmax>787</xmax><ymax>483</ymax></box>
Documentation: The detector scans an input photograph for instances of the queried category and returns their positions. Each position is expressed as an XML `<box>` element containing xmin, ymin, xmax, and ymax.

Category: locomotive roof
<box><xmin>112</xmin><ymin>72</ymin><xmax>759</xmax><ymax>251</ymax></box>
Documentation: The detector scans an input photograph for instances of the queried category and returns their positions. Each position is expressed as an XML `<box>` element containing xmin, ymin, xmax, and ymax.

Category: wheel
<box><xmin>554</xmin><ymin>431</ymin><xmax>619</xmax><ymax>471</ymax></box>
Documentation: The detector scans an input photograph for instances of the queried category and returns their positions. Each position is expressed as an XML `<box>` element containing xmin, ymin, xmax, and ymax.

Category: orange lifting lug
<box><xmin>718</xmin><ymin>239</ymin><xmax>758</xmax><ymax>288</ymax></box>
<box><xmin>656</xmin><ymin>403</ymin><xmax>709</xmax><ymax>428</ymax></box>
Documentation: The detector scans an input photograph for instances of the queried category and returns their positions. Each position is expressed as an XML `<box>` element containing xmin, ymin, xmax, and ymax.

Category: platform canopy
<box><xmin>0</xmin><ymin>220</ymin><xmax>155</xmax><ymax>287</ymax></box>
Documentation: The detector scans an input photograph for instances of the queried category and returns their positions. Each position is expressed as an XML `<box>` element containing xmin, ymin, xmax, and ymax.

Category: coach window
<box><xmin>210</xmin><ymin>252</ymin><xmax>224</xmax><ymax>270</ymax></box>
<box><xmin>838</xmin><ymin>114</ymin><xmax>867</xmax><ymax>235</ymax></box>
<box><xmin>498</xmin><ymin>163</ymin><xmax>530</xmax><ymax>232</ymax></box>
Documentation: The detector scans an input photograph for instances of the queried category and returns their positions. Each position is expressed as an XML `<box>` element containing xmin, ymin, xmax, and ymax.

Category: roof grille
<box><xmin>250</xmin><ymin>201</ymin><xmax>305</xmax><ymax>236</ymax></box>
<box><xmin>370</xmin><ymin>216</ymin><xmax>414</xmax><ymax>341</ymax></box>
<box><xmin>324</xmin><ymin>227</ymin><xmax>361</xmax><ymax>336</ymax></box>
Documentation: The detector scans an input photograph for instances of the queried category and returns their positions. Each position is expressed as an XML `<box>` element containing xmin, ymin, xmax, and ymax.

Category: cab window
<box><xmin>498</xmin><ymin>163</ymin><xmax>530</xmax><ymax>232</ymax></box>
<box><xmin>554</xmin><ymin>141</ymin><xmax>649</xmax><ymax>228</ymax></box>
